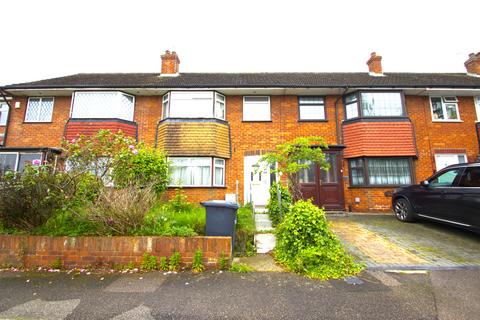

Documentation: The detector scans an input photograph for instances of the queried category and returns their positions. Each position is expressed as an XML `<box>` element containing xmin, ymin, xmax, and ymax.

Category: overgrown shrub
<box><xmin>234</xmin><ymin>204</ymin><xmax>256</xmax><ymax>256</ymax></box>
<box><xmin>112</xmin><ymin>147</ymin><xmax>169</xmax><ymax>194</ymax></box>
<box><xmin>275</xmin><ymin>200</ymin><xmax>362</xmax><ymax>280</ymax></box>
<box><xmin>265</xmin><ymin>182</ymin><xmax>292</xmax><ymax>226</ymax></box>
<box><xmin>83</xmin><ymin>186</ymin><xmax>156</xmax><ymax>235</ymax></box>
<box><xmin>141</xmin><ymin>253</ymin><xmax>158</xmax><ymax>271</ymax></box>
<box><xmin>0</xmin><ymin>167</ymin><xmax>72</xmax><ymax>231</ymax></box>
<box><xmin>33</xmin><ymin>209</ymin><xmax>100</xmax><ymax>236</ymax></box>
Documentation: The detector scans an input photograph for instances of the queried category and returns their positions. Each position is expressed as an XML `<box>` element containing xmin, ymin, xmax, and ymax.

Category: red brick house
<box><xmin>1</xmin><ymin>51</ymin><xmax>480</xmax><ymax>212</ymax></box>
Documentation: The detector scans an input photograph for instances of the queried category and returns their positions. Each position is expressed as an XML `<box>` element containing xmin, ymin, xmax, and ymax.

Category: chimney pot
<box><xmin>161</xmin><ymin>50</ymin><xmax>180</xmax><ymax>75</ymax></box>
<box><xmin>367</xmin><ymin>52</ymin><xmax>383</xmax><ymax>75</ymax></box>
<box><xmin>465</xmin><ymin>52</ymin><xmax>480</xmax><ymax>76</ymax></box>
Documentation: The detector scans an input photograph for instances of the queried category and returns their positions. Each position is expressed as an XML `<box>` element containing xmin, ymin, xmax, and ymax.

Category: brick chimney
<box><xmin>161</xmin><ymin>50</ymin><xmax>180</xmax><ymax>75</ymax></box>
<box><xmin>367</xmin><ymin>52</ymin><xmax>383</xmax><ymax>76</ymax></box>
<box><xmin>465</xmin><ymin>52</ymin><xmax>480</xmax><ymax>76</ymax></box>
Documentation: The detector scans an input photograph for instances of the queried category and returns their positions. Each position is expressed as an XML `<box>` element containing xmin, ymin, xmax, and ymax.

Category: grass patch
<box><xmin>229</xmin><ymin>262</ymin><xmax>254</xmax><ymax>273</ymax></box>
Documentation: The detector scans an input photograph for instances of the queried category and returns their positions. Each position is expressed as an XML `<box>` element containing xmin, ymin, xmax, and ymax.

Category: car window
<box><xmin>458</xmin><ymin>167</ymin><xmax>480</xmax><ymax>187</ymax></box>
<box><xmin>429</xmin><ymin>168</ymin><xmax>461</xmax><ymax>188</ymax></box>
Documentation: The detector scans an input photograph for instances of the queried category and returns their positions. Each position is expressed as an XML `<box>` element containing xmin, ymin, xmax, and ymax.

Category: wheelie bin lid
<box><xmin>200</xmin><ymin>200</ymin><xmax>239</xmax><ymax>209</ymax></box>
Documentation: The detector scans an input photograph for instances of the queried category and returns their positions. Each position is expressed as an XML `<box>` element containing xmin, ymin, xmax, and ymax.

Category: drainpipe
<box><xmin>334</xmin><ymin>87</ymin><xmax>349</xmax><ymax>145</ymax></box>
<box><xmin>0</xmin><ymin>87</ymin><xmax>12</xmax><ymax>148</ymax></box>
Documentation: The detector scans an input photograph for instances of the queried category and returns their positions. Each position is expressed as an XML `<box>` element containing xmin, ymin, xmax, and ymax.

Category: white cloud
<box><xmin>1</xmin><ymin>0</ymin><xmax>478</xmax><ymax>85</ymax></box>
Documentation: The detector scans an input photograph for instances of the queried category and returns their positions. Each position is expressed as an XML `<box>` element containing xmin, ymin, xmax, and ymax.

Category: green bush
<box><xmin>112</xmin><ymin>147</ymin><xmax>169</xmax><ymax>194</ymax></box>
<box><xmin>169</xmin><ymin>252</ymin><xmax>181</xmax><ymax>271</ymax></box>
<box><xmin>141</xmin><ymin>253</ymin><xmax>158</xmax><ymax>271</ymax></box>
<box><xmin>234</xmin><ymin>204</ymin><xmax>256</xmax><ymax>256</ymax></box>
<box><xmin>0</xmin><ymin>166</ymin><xmax>72</xmax><ymax>231</ymax></box>
<box><xmin>192</xmin><ymin>250</ymin><xmax>205</xmax><ymax>272</ymax></box>
<box><xmin>159</xmin><ymin>257</ymin><xmax>168</xmax><ymax>271</ymax></box>
<box><xmin>266</xmin><ymin>182</ymin><xmax>292</xmax><ymax>226</ymax></box>
<box><xmin>218</xmin><ymin>253</ymin><xmax>229</xmax><ymax>270</ymax></box>
<box><xmin>33</xmin><ymin>209</ymin><xmax>100</xmax><ymax>236</ymax></box>
<box><xmin>275</xmin><ymin>200</ymin><xmax>362</xmax><ymax>280</ymax></box>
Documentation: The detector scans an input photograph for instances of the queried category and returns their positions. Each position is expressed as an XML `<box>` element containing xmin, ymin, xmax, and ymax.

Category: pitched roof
<box><xmin>4</xmin><ymin>72</ymin><xmax>480</xmax><ymax>89</ymax></box>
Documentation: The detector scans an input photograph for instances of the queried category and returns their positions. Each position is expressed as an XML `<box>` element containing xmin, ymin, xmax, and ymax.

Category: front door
<box><xmin>299</xmin><ymin>150</ymin><xmax>345</xmax><ymax>211</ymax></box>
<box><xmin>244</xmin><ymin>155</ymin><xmax>271</xmax><ymax>208</ymax></box>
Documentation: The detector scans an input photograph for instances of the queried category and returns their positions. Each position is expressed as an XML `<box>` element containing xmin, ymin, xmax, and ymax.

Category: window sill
<box><xmin>298</xmin><ymin>119</ymin><xmax>328</xmax><ymax>122</ymax></box>
<box><xmin>168</xmin><ymin>186</ymin><xmax>227</xmax><ymax>189</ymax></box>
<box><xmin>432</xmin><ymin>120</ymin><xmax>463</xmax><ymax>123</ymax></box>
<box><xmin>23</xmin><ymin>121</ymin><xmax>53</xmax><ymax>124</ymax></box>
<box><xmin>242</xmin><ymin>120</ymin><xmax>272</xmax><ymax>123</ymax></box>
<box><xmin>348</xmin><ymin>185</ymin><xmax>408</xmax><ymax>189</ymax></box>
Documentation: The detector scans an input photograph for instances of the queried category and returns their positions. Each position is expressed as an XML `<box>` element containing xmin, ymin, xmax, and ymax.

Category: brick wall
<box><xmin>0</xmin><ymin>235</ymin><xmax>231</xmax><ymax>269</ymax></box>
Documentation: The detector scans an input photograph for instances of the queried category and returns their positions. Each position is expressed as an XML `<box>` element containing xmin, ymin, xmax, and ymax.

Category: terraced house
<box><xmin>1</xmin><ymin>51</ymin><xmax>480</xmax><ymax>212</ymax></box>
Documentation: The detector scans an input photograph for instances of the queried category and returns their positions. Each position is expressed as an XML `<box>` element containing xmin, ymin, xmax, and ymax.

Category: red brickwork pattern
<box><xmin>0</xmin><ymin>235</ymin><xmax>231</xmax><ymax>268</ymax></box>
<box><xmin>342</xmin><ymin>121</ymin><xmax>417</xmax><ymax>158</ymax></box>
<box><xmin>64</xmin><ymin>120</ymin><xmax>137</xmax><ymax>141</ymax></box>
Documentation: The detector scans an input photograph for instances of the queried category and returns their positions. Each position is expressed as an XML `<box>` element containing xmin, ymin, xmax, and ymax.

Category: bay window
<box><xmin>243</xmin><ymin>96</ymin><xmax>271</xmax><ymax>121</ymax></box>
<box><xmin>25</xmin><ymin>97</ymin><xmax>54</xmax><ymax>122</ymax></box>
<box><xmin>298</xmin><ymin>96</ymin><xmax>326</xmax><ymax>120</ymax></box>
<box><xmin>162</xmin><ymin>91</ymin><xmax>226</xmax><ymax>120</ymax></box>
<box><xmin>71</xmin><ymin>92</ymin><xmax>135</xmax><ymax>121</ymax></box>
<box><xmin>430</xmin><ymin>97</ymin><xmax>460</xmax><ymax>121</ymax></box>
<box><xmin>344</xmin><ymin>92</ymin><xmax>404</xmax><ymax>119</ymax></box>
<box><xmin>169</xmin><ymin>157</ymin><xmax>225</xmax><ymax>187</ymax></box>
<box><xmin>349</xmin><ymin>157</ymin><xmax>412</xmax><ymax>186</ymax></box>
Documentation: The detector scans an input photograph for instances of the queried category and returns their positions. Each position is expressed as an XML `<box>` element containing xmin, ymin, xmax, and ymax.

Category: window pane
<box><xmin>215</xmin><ymin>101</ymin><xmax>225</xmax><ymax>120</ymax></box>
<box><xmin>367</xmin><ymin>158</ymin><xmax>412</xmax><ymax>185</ymax></box>
<box><xmin>445</xmin><ymin>103</ymin><xmax>459</xmax><ymax>120</ymax></box>
<box><xmin>321</xmin><ymin>154</ymin><xmax>337</xmax><ymax>183</ymax></box>
<box><xmin>360</xmin><ymin>92</ymin><xmax>403</xmax><ymax>117</ymax></box>
<box><xmin>214</xmin><ymin>167</ymin><xmax>224</xmax><ymax>186</ymax></box>
<box><xmin>299</xmin><ymin>96</ymin><xmax>324</xmax><ymax>104</ymax></box>
<box><xmin>38</xmin><ymin>98</ymin><xmax>54</xmax><ymax>122</ymax></box>
<box><xmin>429</xmin><ymin>169</ymin><xmax>461</xmax><ymax>188</ymax></box>
<box><xmin>475</xmin><ymin>96</ymin><xmax>480</xmax><ymax>121</ymax></box>
<box><xmin>17</xmin><ymin>153</ymin><xmax>42</xmax><ymax>172</ymax></box>
<box><xmin>459</xmin><ymin>167</ymin><xmax>480</xmax><ymax>187</ymax></box>
<box><xmin>170</xmin><ymin>157</ymin><xmax>212</xmax><ymax>186</ymax></box>
<box><xmin>0</xmin><ymin>103</ymin><xmax>8</xmax><ymax>125</ymax></box>
<box><xmin>349</xmin><ymin>159</ymin><xmax>364</xmax><ymax>186</ymax></box>
<box><xmin>431</xmin><ymin>97</ymin><xmax>444</xmax><ymax>120</ymax></box>
<box><xmin>243</xmin><ymin>97</ymin><xmax>270</xmax><ymax>121</ymax></box>
<box><xmin>435</xmin><ymin>154</ymin><xmax>466</xmax><ymax>171</ymax></box>
<box><xmin>25</xmin><ymin>98</ymin><xmax>41</xmax><ymax>122</ymax></box>
<box><xmin>0</xmin><ymin>153</ymin><xmax>17</xmax><ymax>173</ymax></box>
<box><xmin>298</xmin><ymin>161</ymin><xmax>315</xmax><ymax>183</ymax></box>
<box><xmin>345</xmin><ymin>94</ymin><xmax>357</xmax><ymax>103</ymax></box>
<box><xmin>346</xmin><ymin>102</ymin><xmax>358</xmax><ymax>119</ymax></box>
<box><xmin>169</xmin><ymin>91</ymin><xmax>213</xmax><ymax>118</ymax></box>
<box><xmin>299</xmin><ymin>105</ymin><xmax>325</xmax><ymax>120</ymax></box>
<box><xmin>72</xmin><ymin>92</ymin><xmax>134</xmax><ymax>121</ymax></box>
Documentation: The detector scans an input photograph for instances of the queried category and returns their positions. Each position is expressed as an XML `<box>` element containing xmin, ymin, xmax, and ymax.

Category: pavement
<box><xmin>1</xmin><ymin>268</ymin><xmax>479</xmax><ymax>319</ymax></box>
<box><xmin>328</xmin><ymin>214</ymin><xmax>480</xmax><ymax>269</ymax></box>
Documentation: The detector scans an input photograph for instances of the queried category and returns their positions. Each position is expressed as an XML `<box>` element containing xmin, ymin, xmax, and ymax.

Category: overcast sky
<box><xmin>1</xmin><ymin>0</ymin><xmax>478</xmax><ymax>85</ymax></box>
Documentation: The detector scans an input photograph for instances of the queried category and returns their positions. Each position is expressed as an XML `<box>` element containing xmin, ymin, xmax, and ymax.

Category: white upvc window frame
<box><xmin>243</xmin><ymin>96</ymin><xmax>271</xmax><ymax>121</ymax></box>
<box><xmin>0</xmin><ymin>102</ymin><xmax>9</xmax><ymax>126</ymax></box>
<box><xmin>162</xmin><ymin>93</ymin><xmax>170</xmax><ymax>119</ymax></box>
<box><xmin>70</xmin><ymin>91</ymin><xmax>135</xmax><ymax>121</ymax></box>
<box><xmin>214</xmin><ymin>93</ymin><xmax>226</xmax><ymax>120</ymax></box>
<box><xmin>25</xmin><ymin>97</ymin><xmax>55</xmax><ymax>123</ymax></box>
<box><xmin>213</xmin><ymin>158</ymin><xmax>226</xmax><ymax>187</ymax></box>
<box><xmin>0</xmin><ymin>152</ymin><xmax>43</xmax><ymax>172</ymax></box>
<box><xmin>163</xmin><ymin>91</ymin><xmax>226</xmax><ymax>120</ymax></box>
<box><xmin>429</xmin><ymin>96</ymin><xmax>462</xmax><ymax>122</ymax></box>
<box><xmin>434</xmin><ymin>153</ymin><xmax>467</xmax><ymax>171</ymax></box>
<box><xmin>475</xmin><ymin>96</ymin><xmax>480</xmax><ymax>122</ymax></box>
<box><xmin>298</xmin><ymin>96</ymin><xmax>326</xmax><ymax>121</ymax></box>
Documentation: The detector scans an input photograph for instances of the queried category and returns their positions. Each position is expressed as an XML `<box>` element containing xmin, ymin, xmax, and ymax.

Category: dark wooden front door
<box><xmin>299</xmin><ymin>150</ymin><xmax>345</xmax><ymax>211</ymax></box>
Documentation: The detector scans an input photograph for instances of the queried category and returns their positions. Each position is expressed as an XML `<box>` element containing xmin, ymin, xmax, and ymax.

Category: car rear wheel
<box><xmin>393</xmin><ymin>198</ymin><xmax>416</xmax><ymax>222</ymax></box>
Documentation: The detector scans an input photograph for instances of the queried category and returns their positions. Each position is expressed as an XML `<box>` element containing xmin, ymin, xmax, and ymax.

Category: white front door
<box><xmin>244</xmin><ymin>155</ymin><xmax>271</xmax><ymax>207</ymax></box>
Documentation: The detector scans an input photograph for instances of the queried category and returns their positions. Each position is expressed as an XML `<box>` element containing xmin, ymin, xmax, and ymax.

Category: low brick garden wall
<box><xmin>0</xmin><ymin>235</ymin><xmax>231</xmax><ymax>269</ymax></box>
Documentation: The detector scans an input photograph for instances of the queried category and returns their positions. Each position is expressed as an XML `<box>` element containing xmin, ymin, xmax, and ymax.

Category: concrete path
<box><xmin>1</xmin><ymin>269</ymin><xmax>479</xmax><ymax>319</ymax></box>
<box><xmin>328</xmin><ymin>214</ymin><xmax>480</xmax><ymax>269</ymax></box>
<box><xmin>254</xmin><ymin>213</ymin><xmax>275</xmax><ymax>254</ymax></box>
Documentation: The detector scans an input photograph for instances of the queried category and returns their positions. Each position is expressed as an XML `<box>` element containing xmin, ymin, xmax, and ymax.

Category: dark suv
<box><xmin>392</xmin><ymin>162</ymin><xmax>480</xmax><ymax>232</ymax></box>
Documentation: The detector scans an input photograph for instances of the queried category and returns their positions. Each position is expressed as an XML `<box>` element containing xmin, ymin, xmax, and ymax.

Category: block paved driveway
<box><xmin>328</xmin><ymin>214</ymin><xmax>480</xmax><ymax>269</ymax></box>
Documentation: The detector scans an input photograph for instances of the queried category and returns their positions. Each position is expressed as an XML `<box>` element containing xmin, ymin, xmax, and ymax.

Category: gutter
<box><xmin>0</xmin><ymin>87</ymin><xmax>12</xmax><ymax>147</ymax></box>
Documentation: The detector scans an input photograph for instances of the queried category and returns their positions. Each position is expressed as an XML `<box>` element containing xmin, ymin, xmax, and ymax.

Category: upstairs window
<box><xmin>71</xmin><ymin>92</ymin><xmax>135</xmax><ymax>121</ymax></box>
<box><xmin>162</xmin><ymin>91</ymin><xmax>226</xmax><ymax>120</ymax></box>
<box><xmin>243</xmin><ymin>96</ymin><xmax>271</xmax><ymax>121</ymax></box>
<box><xmin>298</xmin><ymin>96</ymin><xmax>326</xmax><ymax>120</ymax></box>
<box><xmin>430</xmin><ymin>97</ymin><xmax>460</xmax><ymax>121</ymax></box>
<box><xmin>0</xmin><ymin>102</ymin><xmax>8</xmax><ymax>126</ymax></box>
<box><xmin>25</xmin><ymin>97</ymin><xmax>54</xmax><ymax>122</ymax></box>
<box><xmin>344</xmin><ymin>92</ymin><xmax>404</xmax><ymax>119</ymax></box>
